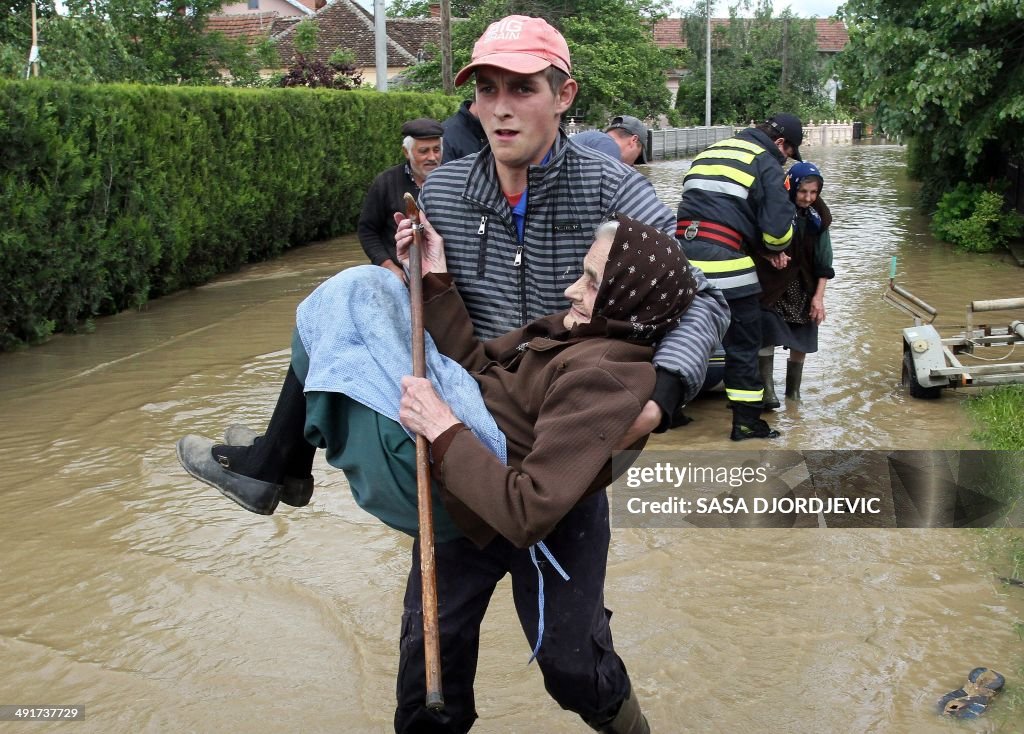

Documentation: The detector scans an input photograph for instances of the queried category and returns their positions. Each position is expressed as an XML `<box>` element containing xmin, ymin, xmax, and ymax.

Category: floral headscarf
<box><xmin>592</xmin><ymin>213</ymin><xmax>698</xmax><ymax>343</ymax></box>
<box><xmin>787</xmin><ymin>161</ymin><xmax>825</xmax><ymax>231</ymax></box>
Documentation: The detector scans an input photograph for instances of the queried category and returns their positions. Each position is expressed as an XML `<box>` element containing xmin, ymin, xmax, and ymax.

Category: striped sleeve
<box><xmin>608</xmin><ymin>168</ymin><xmax>730</xmax><ymax>405</ymax></box>
<box><xmin>652</xmin><ymin>266</ymin><xmax>730</xmax><ymax>404</ymax></box>
<box><xmin>754</xmin><ymin>155</ymin><xmax>795</xmax><ymax>252</ymax></box>
<box><xmin>607</xmin><ymin>169</ymin><xmax>676</xmax><ymax>234</ymax></box>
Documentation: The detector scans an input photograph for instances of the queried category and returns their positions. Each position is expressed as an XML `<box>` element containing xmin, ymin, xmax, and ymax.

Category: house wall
<box><xmin>219</xmin><ymin>0</ymin><xmax>307</xmax><ymax>15</ymax></box>
<box><xmin>360</xmin><ymin>65</ymin><xmax>413</xmax><ymax>86</ymax></box>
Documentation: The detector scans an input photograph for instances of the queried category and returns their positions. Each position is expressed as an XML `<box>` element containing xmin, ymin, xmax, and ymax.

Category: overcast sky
<box><xmin>352</xmin><ymin>1</ymin><xmax>844</xmax><ymax>19</ymax></box>
<box><xmin>767</xmin><ymin>0</ymin><xmax>842</xmax><ymax>17</ymax></box>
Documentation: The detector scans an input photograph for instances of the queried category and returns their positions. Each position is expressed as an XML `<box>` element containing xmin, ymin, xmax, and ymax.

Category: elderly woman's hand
<box><xmin>399</xmin><ymin>376</ymin><xmax>460</xmax><ymax>442</ymax></box>
<box><xmin>809</xmin><ymin>294</ymin><xmax>826</xmax><ymax>325</ymax></box>
<box><xmin>764</xmin><ymin>251</ymin><xmax>791</xmax><ymax>270</ymax></box>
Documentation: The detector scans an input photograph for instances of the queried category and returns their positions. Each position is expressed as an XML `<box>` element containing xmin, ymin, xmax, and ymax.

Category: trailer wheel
<box><xmin>902</xmin><ymin>350</ymin><xmax>942</xmax><ymax>399</ymax></box>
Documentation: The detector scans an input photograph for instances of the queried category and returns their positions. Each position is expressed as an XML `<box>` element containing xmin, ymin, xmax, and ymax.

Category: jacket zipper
<box><xmin>476</xmin><ymin>215</ymin><xmax>488</xmax><ymax>277</ymax></box>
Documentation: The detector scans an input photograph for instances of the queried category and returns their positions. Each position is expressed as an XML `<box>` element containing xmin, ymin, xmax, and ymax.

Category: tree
<box><xmin>836</xmin><ymin>0</ymin><xmax>1024</xmax><ymax>207</ymax></box>
<box><xmin>673</xmin><ymin>0</ymin><xmax>828</xmax><ymax>125</ymax></box>
<box><xmin>1</xmin><ymin>0</ymin><xmax>57</xmax><ymax>77</ymax></box>
<box><xmin>2</xmin><ymin>0</ymin><xmax>239</xmax><ymax>84</ymax></box>
<box><xmin>387</xmin><ymin>0</ymin><xmax>479</xmax><ymax>17</ymax></box>
<box><xmin>398</xmin><ymin>0</ymin><xmax>673</xmax><ymax>123</ymax></box>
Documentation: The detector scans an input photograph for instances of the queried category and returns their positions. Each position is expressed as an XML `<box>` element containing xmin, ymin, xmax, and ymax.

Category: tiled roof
<box><xmin>206</xmin><ymin>12</ymin><xmax>284</xmax><ymax>44</ymax></box>
<box><xmin>653</xmin><ymin>18</ymin><xmax>848</xmax><ymax>54</ymax></box>
<box><xmin>272</xmin><ymin>15</ymin><xmax>301</xmax><ymax>35</ymax></box>
<box><xmin>385</xmin><ymin>17</ymin><xmax>443</xmax><ymax>60</ymax></box>
<box><xmin>273</xmin><ymin>0</ymin><xmax>421</xmax><ymax>67</ymax></box>
<box><xmin>813</xmin><ymin>20</ymin><xmax>849</xmax><ymax>53</ymax></box>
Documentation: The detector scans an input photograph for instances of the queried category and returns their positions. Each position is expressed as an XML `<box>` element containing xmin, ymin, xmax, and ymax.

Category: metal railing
<box><xmin>567</xmin><ymin>120</ymin><xmax>861</xmax><ymax>163</ymax></box>
<box><xmin>648</xmin><ymin>125</ymin><xmax>735</xmax><ymax>161</ymax></box>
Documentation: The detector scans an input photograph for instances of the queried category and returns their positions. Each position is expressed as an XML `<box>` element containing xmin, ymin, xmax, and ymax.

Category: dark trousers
<box><xmin>394</xmin><ymin>490</ymin><xmax>629</xmax><ymax>733</ymax></box>
<box><xmin>722</xmin><ymin>293</ymin><xmax>765</xmax><ymax>408</ymax></box>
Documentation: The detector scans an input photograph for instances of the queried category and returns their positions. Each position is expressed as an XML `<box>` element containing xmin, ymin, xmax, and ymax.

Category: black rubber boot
<box><xmin>588</xmin><ymin>684</ymin><xmax>650</xmax><ymax>734</ymax></box>
<box><xmin>223</xmin><ymin>425</ymin><xmax>314</xmax><ymax>507</ymax></box>
<box><xmin>730</xmin><ymin>403</ymin><xmax>781</xmax><ymax>441</ymax></box>
<box><xmin>210</xmin><ymin>366</ymin><xmax>315</xmax><ymax>492</ymax></box>
<box><xmin>785</xmin><ymin>360</ymin><xmax>804</xmax><ymax>401</ymax></box>
<box><xmin>184</xmin><ymin>364</ymin><xmax>313</xmax><ymax>509</ymax></box>
<box><xmin>759</xmin><ymin>354</ymin><xmax>780</xmax><ymax>410</ymax></box>
<box><xmin>176</xmin><ymin>434</ymin><xmax>281</xmax><ymax>515</ymax></box>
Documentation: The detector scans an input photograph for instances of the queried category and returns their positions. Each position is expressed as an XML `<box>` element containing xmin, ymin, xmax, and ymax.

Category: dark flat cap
<box><xmin>401</xmin><ymin>117</ymin><xmax>444</xmax><ymax>139</ymax></box>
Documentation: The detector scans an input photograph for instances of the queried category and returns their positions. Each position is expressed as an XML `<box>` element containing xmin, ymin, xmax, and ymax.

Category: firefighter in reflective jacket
<box><xmin>677</xmin><ymin>113</ymin><xmax>802</xmax><ymax>440</ymax></box>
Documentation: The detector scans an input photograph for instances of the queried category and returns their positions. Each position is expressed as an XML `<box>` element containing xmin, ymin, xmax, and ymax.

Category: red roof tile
<box><xmin>273</xmin><ymin>0</ymin><xmax>425</xmax><ymax>67</ymax></box>
<box><xmin>206</xmin><ymin>12</ymin><xmax>284</xmax><ymax>44</ymax></box>
<box><xmin>813</xmin><ymin>19</ymin><xmax>849</xmax><ymax>53</ymax></box>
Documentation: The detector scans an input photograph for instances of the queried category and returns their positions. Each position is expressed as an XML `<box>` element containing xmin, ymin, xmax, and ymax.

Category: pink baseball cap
<box><xmin>454</xmin><ymin>16</ymin><xmax>572</xmax><ymax>87</ymax></box>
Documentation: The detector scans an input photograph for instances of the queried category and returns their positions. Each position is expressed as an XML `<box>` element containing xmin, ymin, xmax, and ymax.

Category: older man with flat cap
<box><xmin>605</xmin><ymin>115</ymin><xmax>649</xmax><ymax>166</ymax></box>
<box><xmin>357</xmin><ymin>117</ymin><xmax>444</xmax><ymax>280</ymax></box>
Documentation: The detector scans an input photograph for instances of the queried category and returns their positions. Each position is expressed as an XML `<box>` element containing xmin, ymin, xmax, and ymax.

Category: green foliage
<box><xmin>836</xmin><ymin>0</ymin><xmax>1024</xmax><ymax>206</ymax></box>
<box><xmin>328</xmin><ymin>48</ymin><xmax>356</xmax><ymax>67</ymax></box>
<box><xmin>2</xmin><ymin>0</ymin><xmax>237</xmax><ymax>84</ymax></box>
<box><xmin>931</xmin><ymin>183</ymin><xmax>1024</xmax><ymax>252</ymax></box>
<box><xmin>399</xmin><ymin>0</ymin><xmax>673</xmax><ymax>123</ymax></box>
<box><xmin>387</xmin><ymin>0</ymin><xmax>479</xmax><ymax>17</ymax></box>
<box><xmin>1</xmin><ymin>0</ymin><xmax>57</xmax><ymax>76</ymax></box>
<box><xmin>292</xmin><ymin>18</ymin><xmax>319</xmax><ymax>57</ymax></box>
<box><xmin>0</xmin><ymin>80</ymin><xmax>457</xmax><ymax>349</ymax></box>
<box><xmin>969</xmin><ymin>387</ymin><xmax>1024</xmax><ymax>726</ymax></box>
<box><xmin>673</xmin><ymin>0</ymin><xmax>828</xmax><ymax>125</ymax></box>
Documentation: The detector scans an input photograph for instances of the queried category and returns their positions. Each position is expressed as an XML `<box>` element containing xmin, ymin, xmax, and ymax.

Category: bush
<box><xmin>931</xmin><ymin>182</ymin><xmax>1024</xmax><ymax>253</ymax></box>
<box><xmin>0</xmin><ymin>80</ymin><xmax>457</xmax><ymax>349</ymax></box>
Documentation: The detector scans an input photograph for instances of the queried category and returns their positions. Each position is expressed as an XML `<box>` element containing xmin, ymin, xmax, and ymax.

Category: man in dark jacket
<box><xmin>391</xmin><ymin>14</ymin><xmax>727</xmax><ymax>734</ymax></box>
<box><xmin>441</xmin><ymin>99</ymin><xmax>486</xmax><ymax>164</ymax></box>
<box><xmin>357</xmin><ymin>117</ymin><xmax>444</xmax><ymax>280</ymax></box>
<box><xmin>677</xmin><ymin>113</ymin><xmax>801</xmax><ymax>440</ymax></box>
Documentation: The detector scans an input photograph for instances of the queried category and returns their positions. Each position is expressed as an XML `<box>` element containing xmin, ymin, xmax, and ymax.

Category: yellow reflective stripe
<box><xmin>686</xmin><ymin>164</ymin><xmax>755</xmax><ymax>188</ymax></box>
<box><xmin>726</xmin><ymin>388</ymin><xmax>764</xmax><ymax>402</ymax></box>
<box><xmin>689</xmin><ymin>256</ymin><xmax>755</xmax><ymax>273</ymax></box>
<box><xmin>693</xmin><ymin>148</ymin><xmax>756</xmax><ymax>165</ymax></box>
<box><xmin>763</xmin><ymin>225</ymin><xmax>793</xmax><ymax>248</ymax></box>
<box><xmin>709</xmin><ymin>138</ymin><xmax>764</xmax><ymax>155</ymax></box>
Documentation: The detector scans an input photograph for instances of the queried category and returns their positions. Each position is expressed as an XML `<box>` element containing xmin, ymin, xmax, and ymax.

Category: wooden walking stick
<box><xmin>403</xmin><ymin>192</ymin><xmax>445</xmax><ymax>711</ymax></box>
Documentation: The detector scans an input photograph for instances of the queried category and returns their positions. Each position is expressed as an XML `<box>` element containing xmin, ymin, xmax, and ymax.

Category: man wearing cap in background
<box><xmin>605</xmin><ymin>115</ymin><xmax>649</xmax><ymax>166</ymax></box>
<box><xmin>676</xmin><ymin>113</ymin><xmax>802</xmax><ymax>441</ymax></box>
<box><xmin>393</xmin><ymin>14</ymin><xmax>728</xmax><ymax>734</ymax></box>
<box><xmin>357</xmin><ymin>118</ymin><xmax>444</xmax><ymax>281</ymax></box>
<box><xmin>569</xmin><ymin>128</ymin><xmax>624</xmax><ymax>161</ymax></box>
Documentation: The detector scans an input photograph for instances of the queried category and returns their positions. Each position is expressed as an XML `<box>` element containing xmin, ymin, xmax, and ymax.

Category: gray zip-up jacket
<box><xmin>418</xmin><ymin>132</ymin><xmax>729</xmax><ymax>415</ymax></box>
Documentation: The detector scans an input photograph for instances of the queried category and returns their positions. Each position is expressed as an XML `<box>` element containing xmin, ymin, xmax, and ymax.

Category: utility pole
<box><xmin>440</xmin><ymin>0</ymin><xmax>452</xmax><ymax>94</ymax></box>
<box><xmin>704</xmin><ymin>0</ymin><xmax>711</xmax><ymax>126</ymax></box>
<box><xmin>780</xmin><ymin>17</ymin><xmax>790</xmax><ymax>94</ymax></box>
<box><xmin>27</xmin><ymin>1</ymin><xmax>40</xmax><ymax>78</ymax></box>
<box><xmin>374</xmin><ymin>0</ymin><xmax>387</xmax><ymax>91</ymax></box>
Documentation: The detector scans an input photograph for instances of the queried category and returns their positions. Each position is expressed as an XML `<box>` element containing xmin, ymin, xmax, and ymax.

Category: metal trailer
<box><xmin>884</xmin><ymin>257</ymin><xmax>1024</xmax><ymax>399</ymax></box>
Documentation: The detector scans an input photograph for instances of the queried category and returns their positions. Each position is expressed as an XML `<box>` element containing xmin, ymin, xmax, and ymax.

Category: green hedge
<box><xmin>0</xmin><ymin>80</ymin><xmax>457</xmax><ymax>349</ymax></box>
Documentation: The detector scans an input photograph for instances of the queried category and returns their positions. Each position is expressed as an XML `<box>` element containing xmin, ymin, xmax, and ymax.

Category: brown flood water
<box><xmin>1</xmin><ymin>142</ymin><xmax>1023</xmax><ymax>733</ymax></box>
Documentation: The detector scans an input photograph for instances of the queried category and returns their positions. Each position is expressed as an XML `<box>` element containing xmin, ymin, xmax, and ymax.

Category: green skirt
<box><xmin>292</xmin><ymin>330</ymin><xmax>463</xmax><ymax>542</ymax></box>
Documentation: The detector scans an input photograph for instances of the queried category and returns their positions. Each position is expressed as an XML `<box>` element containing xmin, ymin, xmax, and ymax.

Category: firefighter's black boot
<box><xmin>730</xmin><ymin>403</ymin><xmax>781</xmax><ymax>441</ymax></box>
